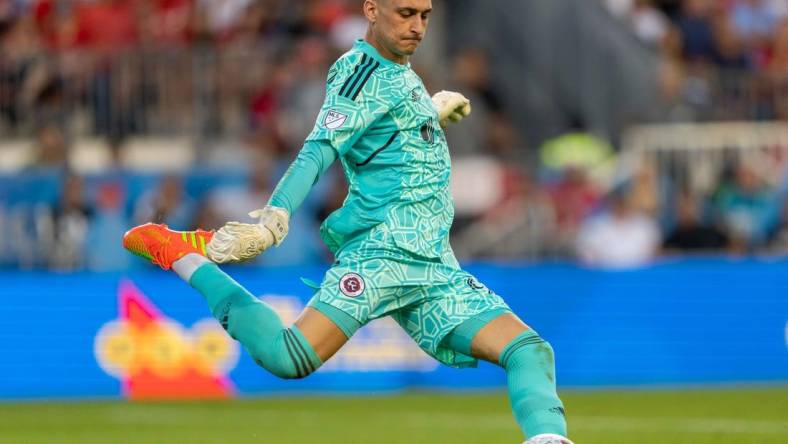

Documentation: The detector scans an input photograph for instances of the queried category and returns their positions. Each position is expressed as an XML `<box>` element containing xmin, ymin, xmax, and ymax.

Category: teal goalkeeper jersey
<box><xmin>306</xmin><ymin>39</ymin><xmax>453</xmax><ymax>260</ymax></box>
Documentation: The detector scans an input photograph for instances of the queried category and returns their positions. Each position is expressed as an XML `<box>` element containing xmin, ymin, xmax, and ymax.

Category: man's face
<box><xmin>368</xmin><ymin>0</ymin><xmax>433</xmax><ymax>57</ymax></box>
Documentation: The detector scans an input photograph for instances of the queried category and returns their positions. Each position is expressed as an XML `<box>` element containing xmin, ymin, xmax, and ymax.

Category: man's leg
<box><xmin>123</xmin><ymin>223</ymin><xmax>351</xmax><ymax>379</ymax></box>
<box><xmin>445</xmin><ymin>312</ymin><xmax>569</xmax><ymax>442</ymax></box>
<box><xmin>187</xmin><ymin>261</ymin><xmax>350</xmax><ymax>377</ymax></box>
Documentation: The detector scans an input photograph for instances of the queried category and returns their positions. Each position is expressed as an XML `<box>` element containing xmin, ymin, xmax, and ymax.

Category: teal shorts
<box><xmin>307</xmin><ymin>254</ymin><xmax>511</xmax><ymax>368</ymax></box>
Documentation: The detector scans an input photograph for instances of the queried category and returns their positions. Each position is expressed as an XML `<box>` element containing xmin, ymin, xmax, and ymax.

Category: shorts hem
<box><xmin>436</xmin><ymin>307</ymin><xmax>513</xmax><ymax>367</ymax></box>
<box><xmin>308</xmin><ymin>300</ymin><xmax>363</xmax><ymax>339</ymax></box>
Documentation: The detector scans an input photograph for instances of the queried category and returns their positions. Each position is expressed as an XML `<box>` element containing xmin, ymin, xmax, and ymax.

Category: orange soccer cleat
<box><xmin>123</xmin><ymin>223</ymin><xmax>214</xmax><ymax>270</ymax></box>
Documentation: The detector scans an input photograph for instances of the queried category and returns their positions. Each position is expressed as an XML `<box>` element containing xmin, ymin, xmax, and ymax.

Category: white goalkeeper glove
<box><xmin>206</xmin><ymin>205</ymin><xmax>289</xmax><ymax>264</ymax></box>
<box><xmin>431</xmin><ymin>90</ymin><xmax>472</xmax><ymax>128</ymax></box>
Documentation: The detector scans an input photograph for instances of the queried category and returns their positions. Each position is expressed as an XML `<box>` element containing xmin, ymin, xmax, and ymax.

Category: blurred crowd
<box><xmin>5</xmin><ymin>127</ymin><xmax>788</xmax><ymax>271</ymax></box>
<box><xmin>606</xmin><ymin>0</ymin><xmax>788</xmax><ymax>120</ymax></box>
<box><xmin>453</xmin><ymin>129</ymin><xmax>788</xmax><ymax>268</ymax></box>
<box><xmin>0</xmin><ymin>0</ymin><xmax>787</xmax><ymax>271</ymax></box>
<box><xmin>0</xmin><ymin>0</ymin><xmax>371</xmax><ymax>138</ymax></box>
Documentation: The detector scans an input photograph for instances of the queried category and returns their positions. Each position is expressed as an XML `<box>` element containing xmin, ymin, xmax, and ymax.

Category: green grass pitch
<box><xmin>1</xmin><ymin>388</ymin><xmax>786</xmax><ymax>443</ymax></box>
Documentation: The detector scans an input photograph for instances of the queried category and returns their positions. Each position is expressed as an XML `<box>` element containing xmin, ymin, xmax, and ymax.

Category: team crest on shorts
<box><xmin>324</xmin><ymin>109</ymin><xmax>348</xmax><ymax>129</ymax></box>
<box><xmin>339</xmin><ymin>273</ymin><xmax>365</xmax><ymax>297</ymax></box>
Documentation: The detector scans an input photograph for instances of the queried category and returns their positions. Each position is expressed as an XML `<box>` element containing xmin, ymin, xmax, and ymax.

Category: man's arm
<box><xmin>206</xmin><ymin>53</ymin><xmax>395</xmax><ymax>263</ymax></box>
<box><xmin>206</xmin><ymin>140</ymin><xmax>337</xmax><ymax>263</ymax></box>
<box><xmin>268</xmin><ymin>140</ymin><xmax>338</xmax><ymax>214</ymax></box>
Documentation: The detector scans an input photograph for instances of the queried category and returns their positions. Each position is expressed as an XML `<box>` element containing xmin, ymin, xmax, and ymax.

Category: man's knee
<box><xmin>500</xmin><ymin>330</ymin><xmax>555</xmax><ymax>373</ymax></box>
<box><xmin>457</xmin><ymin>311</ymin><xmax>529</xmax><ymax>363</ymax></box>
<box><xmin>247</xmin><ymin>328</ymin><xmax>322</xmax><ymax>380</ymax></box>
<box><xmin>254</xmin><ymin>357</ymin><xmax>318</xmax><ymax>380</ymax></box>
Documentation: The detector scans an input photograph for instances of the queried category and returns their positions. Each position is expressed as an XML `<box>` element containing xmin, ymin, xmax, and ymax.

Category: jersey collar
<box><xmin>354</xmin><ymin>39</ymin><xmax>410</xmax><ymax>69</ymax></box>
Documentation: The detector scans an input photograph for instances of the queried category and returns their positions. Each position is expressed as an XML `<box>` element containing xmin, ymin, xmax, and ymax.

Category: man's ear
<box><xmin>363</xmin><ymin>0</ymin><xmax>378</xmax><ymax>23</ymax></box>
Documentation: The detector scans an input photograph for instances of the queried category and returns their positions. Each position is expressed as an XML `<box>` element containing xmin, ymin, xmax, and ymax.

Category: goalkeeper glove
<box><xmin>206</xmin><ymin>205</ymin><xmax>289</xmax><ymax>263</ymax></box>
<box><xmin>431</xmin><ymin>90</ymin><xmax>472</xmax><ymax>127</ymax></box>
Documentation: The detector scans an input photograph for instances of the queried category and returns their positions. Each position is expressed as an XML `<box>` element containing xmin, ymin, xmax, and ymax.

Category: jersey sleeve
<box><xmin>267</xmin><ymin>139</ymin><xmax>337</xmax><ymax>215</ymax></box>
<box><xmin>305</xmin><ymin>55</ymin><xmax>398</xmax><ymax>156</ymax></box>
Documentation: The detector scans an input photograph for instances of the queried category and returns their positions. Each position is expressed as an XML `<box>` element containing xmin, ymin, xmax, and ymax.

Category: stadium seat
<box><xmin>120</xmin><ymin>137</ymin><xmax>195</xmax><ymax>173</ymax></box>
<box><xmin>70</xmin><ymin>138</ymin><xmax>114</xmax><ymax>174</ymax></box>
<box><xmin>450</xmin><ymin>156</ymin><xmax>504</xmax><ymax>216</ymax></box>
<box><xmin>0</xmin><ymin>140</ymin><xmax>34</xmax><ymax>172</ymax></box>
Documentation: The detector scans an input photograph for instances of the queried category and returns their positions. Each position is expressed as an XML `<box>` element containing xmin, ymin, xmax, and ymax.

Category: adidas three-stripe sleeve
<box><xmin>306</xmin><ymin>52</ymin><xmax>394</xmax><ymax>156</ymax></box>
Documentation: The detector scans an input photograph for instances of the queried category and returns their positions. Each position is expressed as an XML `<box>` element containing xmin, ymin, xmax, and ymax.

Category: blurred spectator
<box><xmin>70</xmin><ymin>0</ymin><xmax>147</xmax><ymax>138</ymax></box>
<box><xmin>766</xmin><ymin>19</ymin><xmax>788</xmax><ymax>118</ymax></box>
<box><xmin>714</xmin><ymin>162</ymin><xmax>781</xmax><ymax>251</ymax></box>
<box><xmin>453</xmin><ymin>168</ymin><xmax>557</xmax><ymax>260</ymax></box>
<box><xmin>33</xmin><ymin>124</ymin><xmax>67</xmax><ymax>168</ymax></box>
<box><xmin>133</xmin><ymin>175</ymin><xmax>196</xmax><ymax>229</ymax></box>
<box><xmin>74</xmin><ymin>0</ymin><xmax>139</xmax><ymax>53</ymax></box>
<box><xmin>767</xmin><ymin>194</ymin><xmax>788</xmax><ymax>252</ymax></box>
<box><xmin>631</xmin><ymin>0</ymin><xmax>670</xmax><ymax>46</ymax></box>
<box><xmin>86</xmin><ymin>181</ymin><xmax>130</xmax><ymax>270</ymax></box>
<box><xmin>712</xmin><ymin>14</ymin><xmax>752</xmax><ymax>69</ymax></box>
<box><xmin>576</xmin><ymin>189</ymin><xmax>661</xmax><ymax>268</ymax></box>
<box><xmin>767</xmin><ymin>19</ymin><xmax>788</xmax><ymax>71</ymax></box>
<box><xmin>41</xmin><ymin>174</ymin><xmax>93</xmax><ymax>270</ymax></box>
<box><xmin>0</xmin><ymin>10</ymin><xmax>46</xmax><ymax>131</ymax></box>
<box><xmin>250</xmin><ymin>57</ymin><xmax>295</xmax><ymax>133</ymax></box>
<box><xmin>627</xmin><ymin>160</ymin><xmax>663</xmax><ymax>217</ymax></box>
<box><xmin>140</xmin><ymin>0</ymin><xmax>195</xmax><ymax>46</ymax></box>
<box><xmin>32</xmin><ymin>0</ymin><xmax>78</xmax><ymax>51</ymax></box>
<box><xmin>663</xmin><ymin>190</ymin><xmax>729</xmax><ymax>253</ymax></box>
<box><xmin>653</xmin><ymin>0</ymin><xmax>682</xmax><ymax>19</ymax></box>
<box><xmin>548</xmin><ymin>167</ymin><xmax>603</xmax><ymax>251</ymax></box>
<box><xmin>731</xmin><ymin>0</ymin><xmax>780</xmax><ymax>47</ymax></box>
<box><xmin>657</xmin><ymin>25</ymin><xmax>706</xmax><ymax>121</ymax></box>
<box><xmin>444</xmin><ymin>48</ymin><xmax>505</xmax><ymax>158</ymax></box>
<box><xmin>676</xmin><ymin>0</ymin><xmax>716</xmax><ymax>62</ymax></box>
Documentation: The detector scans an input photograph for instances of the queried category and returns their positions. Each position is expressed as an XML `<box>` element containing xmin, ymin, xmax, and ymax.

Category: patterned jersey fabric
<box><xmin>307</xmin><ymin>39</ymin><xmax>454</xmax><ymax>262</ymax></box>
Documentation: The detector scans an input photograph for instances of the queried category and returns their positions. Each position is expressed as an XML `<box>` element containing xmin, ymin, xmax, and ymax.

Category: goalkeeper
<box><xmin>123</xmin><ymin>1</ymin><xmax>571</xmax><ymax>443</ymax></box>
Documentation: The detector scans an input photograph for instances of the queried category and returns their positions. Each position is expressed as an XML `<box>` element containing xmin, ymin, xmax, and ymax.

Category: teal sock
<box><xmin>501</xmin><ymin>331</ymin><xmax>567</xmax><ymax>439</ymax></box>
<box><xmin>189</xmin><ymin>263</ymin><xmax>322</xmax><ymax>379</ymax></box>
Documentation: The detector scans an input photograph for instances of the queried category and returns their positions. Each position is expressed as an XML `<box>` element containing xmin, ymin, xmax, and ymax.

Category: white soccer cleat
<box><xmin>524</xmin><ymin>434</ymin><xmax>574</xmax><ymax>444</ymax></box>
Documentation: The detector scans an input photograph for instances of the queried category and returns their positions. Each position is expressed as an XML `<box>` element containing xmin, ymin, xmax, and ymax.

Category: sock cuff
<box><xmin>173</xmin><ymin>253</ymin><xmax>212</xmax><ymax>282</ymax></box>
<box><xmin>187</xmin><ymin>261</ymin><xmax>219</xmax><ymax>286</ymax></box>
<box><xmin>500</xmin><ymin>330</ymin><xmax>544</xmax><ymax>367</ymax></box>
